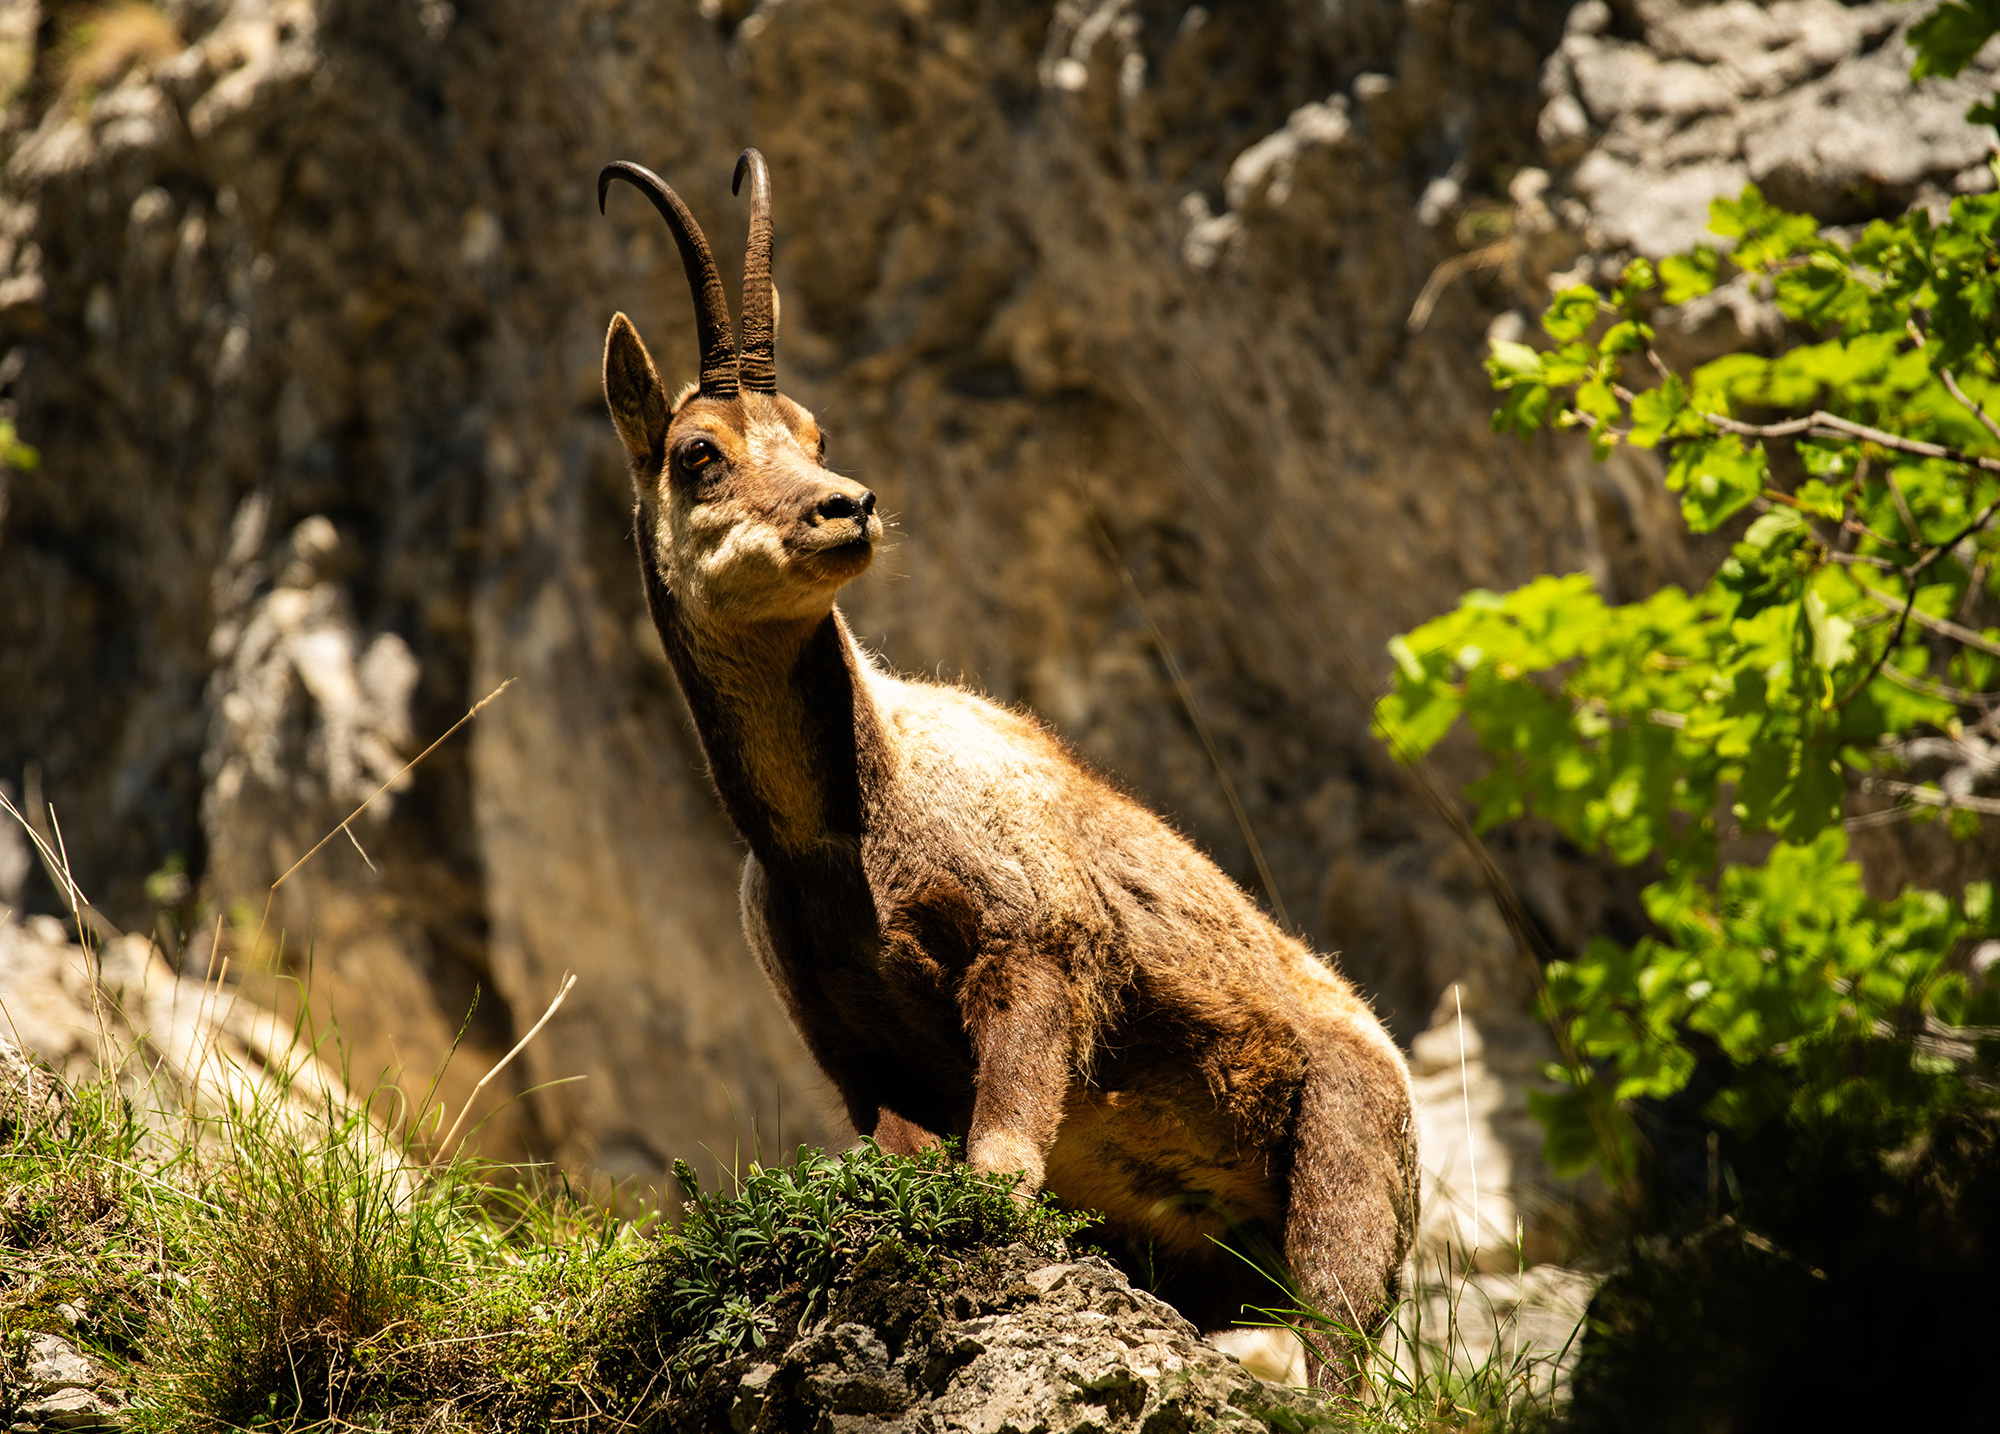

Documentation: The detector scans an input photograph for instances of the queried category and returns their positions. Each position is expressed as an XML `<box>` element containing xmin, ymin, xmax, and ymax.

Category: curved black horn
<box><xmin>599</xmin><ymin>160</ymin><xmax>738</xmax><ymax>399</ymax></box>
<box><xmin>732</xmin><ymin>148</ymin><xmax>777</xmax><ymax>393</ymax></box>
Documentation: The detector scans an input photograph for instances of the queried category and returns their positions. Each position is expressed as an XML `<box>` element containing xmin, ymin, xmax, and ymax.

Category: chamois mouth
<box><xmin>791</xmin><ymin>526</ymin><xmax>877</xmax><ymax>575</ymax></box>
<box><xmin>793</xmin><ymin>518</ymin><xmax>879</xmax><ymax>557</ymax></box>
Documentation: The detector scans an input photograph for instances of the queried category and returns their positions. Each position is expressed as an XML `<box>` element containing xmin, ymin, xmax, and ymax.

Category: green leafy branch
<box><xmin>1378</xmin><ymin>184</ymin><xmax>2000</xmax><ymax>1186</ymax></box>
<box><xmin>1910</xmin><ymin>0</ymin><xmax>2000</xmax><ymax>132</ymax></box>
<box><xmin>1466</xmin><ymin>186</ymin><xmax>2000</xmax><ymax>845</ymax></box>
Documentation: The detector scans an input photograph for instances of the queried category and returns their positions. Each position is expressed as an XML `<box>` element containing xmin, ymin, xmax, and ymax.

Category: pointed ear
<box><xmin>604</xmin><ymin>312</ymin><xmax>669</xmax><ymax>472</ymax></box>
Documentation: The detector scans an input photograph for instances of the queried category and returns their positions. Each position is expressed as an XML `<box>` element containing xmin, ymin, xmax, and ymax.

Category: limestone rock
<box><xmin>20</xmin><ymin>1336</ymin><xmax>96</xmax><ymax>1393</ymax></box>
<box><xmin>6</xmin><ymin>1333</ymin><xmax>124</xmax><ymax>1434</ymax></box>
<box><xmin>695</xmin><ymin>1250</ymin><xmax>1318</xmax><ymax>1434</ymax></box>
<box><xmin>12</xmin><ymin>1387</ymin><xmax>122</xmax><ymax>1433</ymax></box>
<box><xmin>0</xmin><ymin>915</ymin><xmax>356</xmax><ymax>1144</ymax></box>
<box><xmin>1542</xmin><ymin>0</ymin><xmax>1999</xmax><ymax>257</ymax></box>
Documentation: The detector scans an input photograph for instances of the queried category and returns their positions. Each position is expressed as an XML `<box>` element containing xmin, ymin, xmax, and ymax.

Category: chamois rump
<box><xmin>597</xmin><ymin>151</ymin><xmax>1417</xmax><ymax>1371</ymax></box>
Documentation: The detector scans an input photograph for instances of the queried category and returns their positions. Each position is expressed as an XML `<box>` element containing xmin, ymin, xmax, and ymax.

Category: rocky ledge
<box><xmin>0</xmin><ymin>1226</ymin><xmax>1325</xmax><ymax>1434</ymax></box>
<box><xmin>674</xmin><ymin>1245</ymin><xmax>1325</xmax><ymax>1434</ymax></box>
<box><xmin>2</xmin><ymin>1330</ymin><xmax>124</xmax><ymax>1434</ymax></box>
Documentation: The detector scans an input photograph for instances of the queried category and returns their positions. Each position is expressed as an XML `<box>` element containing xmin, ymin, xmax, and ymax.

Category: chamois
<box><xmin>597</xmin><ymin>151</ymin><xmax>1418</xmax><ymax>1375</ymax></box>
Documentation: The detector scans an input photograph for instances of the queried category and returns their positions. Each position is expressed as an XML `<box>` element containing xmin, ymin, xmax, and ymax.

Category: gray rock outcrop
<box><xmin>688</xmin><ymin>1248</ymin><xmax>1321</xmax><ymax>1434</ymax></box>
<box><xmin>1546</xmin><ymin>0</ymin><xmax>1997</xmax><ymax>260</ymax></box>
<box><xmin>0</xmin><ymin>911</ymin><xmax>357</xmax><ymax>1144</ymax></box>
<box><xmin>3</xmin><ymin>1331</ymin><xmax>124</xmax><ymax>1432</ymax></box>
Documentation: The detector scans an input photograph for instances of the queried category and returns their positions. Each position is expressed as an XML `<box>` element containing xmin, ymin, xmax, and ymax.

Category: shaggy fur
<box><xmin>598</xmin><ymin>168</ymin><xmax>1418</xmax><ymax>1376</ymax></box>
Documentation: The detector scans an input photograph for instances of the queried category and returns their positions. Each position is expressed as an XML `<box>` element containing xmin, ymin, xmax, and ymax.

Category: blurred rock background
<box><xmin>0</xmin><ymin>0</ymin><xmax>1991</xmax><ymax>1249</ymax></box>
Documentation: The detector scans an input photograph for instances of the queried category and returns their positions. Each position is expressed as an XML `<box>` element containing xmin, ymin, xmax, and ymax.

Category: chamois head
<box><xmin>599</xmin><ymin>150</ymin><xmax>880</xmax><ymax>627</ymax></box>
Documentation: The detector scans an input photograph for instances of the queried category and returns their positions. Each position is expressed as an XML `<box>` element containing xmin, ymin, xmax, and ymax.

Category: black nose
<box><xmin>819</xmin><ymin>489</ymin><xmax>875</xmax><ymax>522</ymax></box>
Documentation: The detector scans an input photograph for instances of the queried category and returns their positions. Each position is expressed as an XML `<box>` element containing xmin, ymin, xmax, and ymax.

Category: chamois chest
<box><xmin>740</xmin><ymin>849</ymin><xmax>986</xmax><ymax>1135</ymax></box>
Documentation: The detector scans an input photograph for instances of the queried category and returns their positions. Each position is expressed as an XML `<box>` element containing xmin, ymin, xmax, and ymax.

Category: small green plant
<box><xmin>0</xmin><ymin>1069</ymin><xmax>178</xmax><ymax>1364</ymax></box>
<box><xmin>594</xmin><ymin>1140</ymin><xmax>1089</xmax><ymax>1402</ymax></box>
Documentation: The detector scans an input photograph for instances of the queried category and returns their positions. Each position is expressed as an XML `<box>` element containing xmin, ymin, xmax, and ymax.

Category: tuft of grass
<box><xmin>0</xmin><ymin>1069</ymin><xmax>177</xmax><ymax>1366</ymax></box>
<box><xmin>145</xmin><ymin>1088</ymin><xmax>467</xmax><ymax>1429</ymax></box>
<box><xmin>1237</xmin><ymin>1232</ymin><xmax>1585</xmax><ymax>1434</ymax></box>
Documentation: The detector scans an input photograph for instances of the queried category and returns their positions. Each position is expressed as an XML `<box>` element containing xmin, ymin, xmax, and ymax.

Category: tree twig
<box><xmin>1839</xmin><ymin>585</ymin><xmax>1923</xmax><ymax>707</ymax></box>
<box><xmin>1877</xmin><ymin>661</ymin><xmax>1997</xmax><ymax>708</ymax></box>
<box><xmin>1838</xmin><ymin>486</ymin><xmax>2000</xmax><ymax>706</ymax></box>
<box><xmin>1886</xmin><ymin>470</ymin><xmax>1922</xmax><ymax>549</ymax></box>
<box><xmin>1938</xmin><ymin>365</ymin><xmax>2000</xmax><ymax>452</ymax></box>
<box><xmin>1857</xmin><ymin>582</ymin><xmax>2000</xmax><ymax>658</ymax></box>
<box><xmin>1842</xmin><ymin>516</ymin><xmax>1909</xmax><ymax>551</ymax></box>
<box><xmin>1868</xmin><ymin>779</ymin><xmax>2000</xmax><ymax>817</ymax></box>
<box><xmin>1702</xmin><ymin>410</ymin><xmax>2000</xmax><ymax>475</ymax></box>
<box><xmin>1828</xmin><ymin>551</ymin><xmax>1901</xmax><ymax>571</ymax></box>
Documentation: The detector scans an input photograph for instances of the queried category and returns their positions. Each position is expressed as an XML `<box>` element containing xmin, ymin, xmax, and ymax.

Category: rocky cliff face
<box><xmin>0</xmin><ymin>0</ymin><xmax>1990</xmax><ymax>1209</ymax></box>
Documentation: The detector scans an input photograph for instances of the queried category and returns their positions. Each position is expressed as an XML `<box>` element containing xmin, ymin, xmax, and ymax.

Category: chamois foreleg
<box><xmin>871</xmin><ymin>1109</ymin><xmax>945</xmax><ymax>1155</ymax></box>
<box><xmin>960</xmin><ymin>951</ymin><xmax>1075</xmax><ymax>1195</ymax></box>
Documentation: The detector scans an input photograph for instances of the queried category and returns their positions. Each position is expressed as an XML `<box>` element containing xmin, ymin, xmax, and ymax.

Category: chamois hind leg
<box><xmin>1282</xmin><ymin>1021</ymin><xmax>1419</xmax><ymax>1391</ymax></box>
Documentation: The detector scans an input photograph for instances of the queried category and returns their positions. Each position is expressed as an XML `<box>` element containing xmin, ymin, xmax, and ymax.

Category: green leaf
<box><xmin>1492</xmin><ymin>381</ymin><xmax>1551</xmax><ymax>437</ymax></box>
<box><xmin>1909</xmin><ymin>0</ymin><xmax>2000</xmax><ymax>80</ymax></box>
<box><xmin>1600</xmin><ymin>320</ymin><xmax>1652</xmax><ymax>358</ymax></box>
<box><xmin>1628</xmin><ymin>376</ymin><xmax>1691</xmax><ymax>449</ymax></box>
<box><xmin>1667</xmin><ymin>434</ymin><xmax>1767</xmax><ymax>531</ymax></box>
<box><xmin>1709</xmin><ymin>186</ymin><xmax>1821</xmax><ymax>270</ymax></box>
<box><xmin>1803</xmin><ymin>588</ymin><xmax>1856</xmax><ymax>670</ymax></box>
<box><xmin>1574</xmin><ymin>377</ymin><xmax>1621</xmax><ymax>427</ymax></box>
<box><xmin>1659</xmin><ymin>247</ymin><xmax>1720</xmax><ymax>304</ymax></box>
<box><xmin>1527</xmin><ymin>1084</ymin><xmax>1635</xmax><ymax>1182</ymax></box>
<box><xmin>1486</xmin><ymin>338</ymin><xmax>1546</xmax><ymax>382</ymax></box>
<box><xmin>1618</xmin><ymin>257</ymin><xmax>1658</xmax><ymax>297</ymax></box>
<box><xmin>1792</xmin><ymin>477</ymin><xmax>1847</xmax><ymax>521</ymax></box>
<box><xmin>1742</xmin><ymin>508</ymin><xmax>1805</xmax><ymax>552</ymax></box>
<box><xmin>1543</xmin><ymin>286</ymin><xmax>1603</xmax><ymax>343</ymax></box>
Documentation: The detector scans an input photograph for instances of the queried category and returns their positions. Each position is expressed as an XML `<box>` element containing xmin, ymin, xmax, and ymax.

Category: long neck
<box><xmin>639</xmin><ymin>538</ymin><xmax>878</xmax><ymax>862</ymax></box>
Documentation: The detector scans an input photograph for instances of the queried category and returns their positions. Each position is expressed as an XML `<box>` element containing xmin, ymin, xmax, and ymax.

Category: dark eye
<box><xmin>679</xmin><ymin>438</ymin><xmax>721</xmax><ymax>477</ymax></box>
<box><xmin>815</xmin><ymin>433</ymin><xmax>828</xmax><ymax>464</ymax></box>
